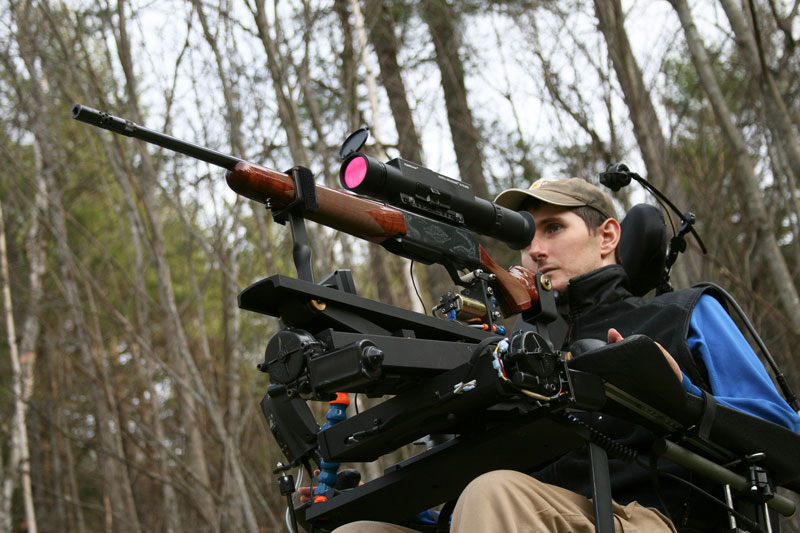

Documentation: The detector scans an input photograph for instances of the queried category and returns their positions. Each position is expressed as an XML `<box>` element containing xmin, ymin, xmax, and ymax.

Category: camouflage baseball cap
<box><xmin>494</xmin><ymin>178</ymin><xmax>617</xmax><ymax>220</ymax></box>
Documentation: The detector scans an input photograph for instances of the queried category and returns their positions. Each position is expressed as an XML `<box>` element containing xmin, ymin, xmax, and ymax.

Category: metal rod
<box><xmin>72</xmin><ymin>104</ymin><xmax>243</xmax><ymax>170</ymax></box>
<box><xmin>653</xmin><ymin>439</ymin><xmax>795</xmax><ymax>516</ymax></box>
<box><xmin>723</xmin><ymin>484</ymin><xmax>737</xmax><ymax>530</ymax></box>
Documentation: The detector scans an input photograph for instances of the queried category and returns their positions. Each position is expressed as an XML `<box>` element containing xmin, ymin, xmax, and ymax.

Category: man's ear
<box><xmin>598</xmin><ymin>218</ymin><xmax>621</xmax><ymax>262</ymax></box>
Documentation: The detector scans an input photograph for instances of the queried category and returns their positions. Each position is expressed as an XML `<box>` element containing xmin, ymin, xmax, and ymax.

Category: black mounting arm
<box><xmin>600</xmin><ymin>163</ymin><xmax>707</xmax><ymax>290</ymax></box>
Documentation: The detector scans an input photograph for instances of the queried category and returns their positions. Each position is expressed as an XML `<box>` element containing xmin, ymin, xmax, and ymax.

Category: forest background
<box><xmin>3</xmin><ymin>0</ymin><xmax>800</xmax><ymax>531</ymax></box>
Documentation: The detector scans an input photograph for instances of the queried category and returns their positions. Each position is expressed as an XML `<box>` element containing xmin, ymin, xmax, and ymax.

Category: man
<box><xmin>331</xmin><ymin>178</ymin><xmax>800</xmax><ymax>532</ymax></box>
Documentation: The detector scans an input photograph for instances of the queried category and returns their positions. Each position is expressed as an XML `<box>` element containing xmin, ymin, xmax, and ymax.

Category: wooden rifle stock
<box><xmin>482</xmin><ymin>253</ymin><xmax>537</xmax><ymax>316</ymax></box>
<box><xmin>226</xmin><ymin>162</ymin><xmax>407</xmax><ymax>242</ymax></box>
<box><xmin>226</xmin><ymin>162</ymin><xmax>537</xmax><ymax>315</ymax></box>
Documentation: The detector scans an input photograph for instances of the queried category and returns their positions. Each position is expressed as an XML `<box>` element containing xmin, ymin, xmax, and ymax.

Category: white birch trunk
<box><xmin>0</xmin><ymin>198</ymin><xmax>38</xmax><ymax>533</ymax></box>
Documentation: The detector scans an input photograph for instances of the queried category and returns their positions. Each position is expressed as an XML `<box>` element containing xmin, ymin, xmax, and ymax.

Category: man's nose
<box><xmin>527</xmin><ymin>238</ymin><xmax>546</xmax><ymax>262</ymax></box>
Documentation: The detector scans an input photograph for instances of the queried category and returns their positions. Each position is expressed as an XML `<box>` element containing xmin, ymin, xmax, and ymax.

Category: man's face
<box><xmin>521</xmin><ymin>204</ymin><xmax>608</xmax><ymax>292</ymax></box>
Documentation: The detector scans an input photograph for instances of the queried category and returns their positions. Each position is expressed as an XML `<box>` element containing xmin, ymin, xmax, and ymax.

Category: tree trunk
<box><xmin>0</xmin><ymin>198</ymin><xmax>38</xmax><ymax>533</ymax></box>
<box><xmin>420</xmin><ymin>0</ymin><xmax>488</xmax><ymax>200</ymax></box>
<box><xmin>45</xmin><ymin>331</ymin><xmax>88</xmax><ymax>533</ymax></box>
<box><xmin>718</xmin><ymin>0</ymin><xmax>800</xmax><ymax>183</ymax></box>
<box><xmin>251</xmin><ymin>0</ymin><xmax>310</xmax><ymax>165</ymax></box>
<box><xmin>593</xmin><ymin>0</ymin><xmax>695</xmax><ymax>287</ymax></box>
<box><xmin>10</xmin><ymin>2</ymin><xmax>140</xmax><ymax>529</ymax></box>
<box><xmin>191</xmin><ymin>2</ymin><xmax>260</xmax><ymax>528</ymax></box>
<box><xmin>44</xmin><ymin>167</ymin><xmax>142</xmax><ymax>532</ymax></box>
<box><xmin>115</xmin><ymin>139</ymin><xmax>182</xmax><ymax>532</ymax></box>
<box><xmin>345</xmin><ymin>0</ymin><xmax>427</xmax><ymax>312</ymax></box>
<box><xmin>334</xmin><ymin>0</ymin><xmax>359</xmax><ymax>131</ymax></box>
<box><xmin>364</xmin><ymin>0</ymin><xmax>424</xmax><ymax>163</ymax></box>
<box><xmin>110</xmin><ymin>0</ymin><xmax>226</xmax><ymax>528</ymax></box>
<box><xmin>668</xmin><ymin>0</ymin><xmax>800</xmax><ymax>333</ymax></box>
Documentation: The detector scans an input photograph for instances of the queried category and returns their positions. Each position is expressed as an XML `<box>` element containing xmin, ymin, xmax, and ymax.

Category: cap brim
<box><xmin>494</xmin><ymin>188</ymin><xmax>586</xmax><ymax>211</ymax></box>
<box><xmin>494</xmin><ymin>188</ymin><xmax>532</xmax><ymax>210</ymax></box>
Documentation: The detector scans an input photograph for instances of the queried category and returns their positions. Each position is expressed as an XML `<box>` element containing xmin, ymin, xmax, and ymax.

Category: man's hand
<box><xmin>607</xmin><ymin>328</ymin><xmax>683</xmax><ymax>383</ymax></box>
<box><xmin>297</xmin><ymin>470</ymin><xmax>364</xmax><ymax>504</ymax></box>
<box><xmin>299</xmin><ymin>485</ymin><xmax>314</xmax><ymax>504</ymax></box>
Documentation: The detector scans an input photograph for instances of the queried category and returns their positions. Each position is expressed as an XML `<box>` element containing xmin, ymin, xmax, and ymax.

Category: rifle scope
<box><xmin>340</xmin><ymin>153</ymin><xmax>535</xmax><ymax>250</ymax></box>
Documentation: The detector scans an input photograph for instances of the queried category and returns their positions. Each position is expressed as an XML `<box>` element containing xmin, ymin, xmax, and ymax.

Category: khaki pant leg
<box><xmin>450</xmin><ymin>470</ymin><xmax>676</xmax><ymax>533</ymax></box>
<box><xmin>332</xmin><ymin>521</ymin><xmax>421</xmax><ymax>533</ymax></box>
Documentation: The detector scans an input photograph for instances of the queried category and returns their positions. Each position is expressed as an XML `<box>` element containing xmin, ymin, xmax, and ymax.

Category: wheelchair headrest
<box><xmin>619</xmin><ymin>204</ymin><xmax>667</xmax><ymax>296</ymax></box>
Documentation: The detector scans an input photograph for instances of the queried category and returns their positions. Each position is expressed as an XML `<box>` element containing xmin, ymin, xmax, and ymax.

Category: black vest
<box><xmin>533</xmin><ymin>265</ymin><xmax>726</xmax><ymax>530</ymax></box>
<box><xmin>563</xmin><ymin>265</ymin><xmax>714</xmax><ymax>391</ymax></box>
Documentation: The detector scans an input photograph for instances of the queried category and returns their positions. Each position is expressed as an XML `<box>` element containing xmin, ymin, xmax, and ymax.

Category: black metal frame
<box><xmin>246</xmin><ymin>269</ymin><xmax>619</xmax><ymax>532</ymax></box>
<box><xmin>248</xmin><ymin>195</ymin><xmax>798</xmax><ymax>533</ymax></box>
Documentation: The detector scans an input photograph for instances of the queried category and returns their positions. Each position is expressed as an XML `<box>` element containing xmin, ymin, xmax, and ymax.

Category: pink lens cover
<box><xmin>343</xmin><ymin>156</ymin><xmax>367</xmax><ymax>189</ymax></box>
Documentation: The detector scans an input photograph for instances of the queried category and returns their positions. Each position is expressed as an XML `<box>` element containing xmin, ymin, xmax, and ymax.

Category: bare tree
<box><xmin>718</xmin><ymin>0</ymin><xmax>800</xmax><ymax>183</ymax></box>
<box><xmin>335</xmin><ymin>0</ymin><xmax>360</xmax><ymax>131</ymax></box>
<box><xmin>593</xmin><ymin>0</ymin><xmax>697</xmax><ymax>287</ymax></box>
<box><xmin>249</xmin><ymin>0</ymin><xmax>310</xmax><ymax>166</ymax></box>
<box><xmin>668</xmin><ymin>0</ymin><xmax>800</xmax><ymax>334</ymax></box>
<box><xmin>107</xmin><ymin>0</ymin><xmax>222</xmax><ymax>528</ymax></box>
<box><xmin>420</xmin><ymin>0</ymin><xmax>489</xmax><ymax>200</ymax></box>
<box><xmin>0</xmin><ymin>197</ymin><xmax>38</xmax><ymax>533</ymax></box>
<box><xmin>188</xmin><ymin>1</ymin><xmax>264</xmax><ymax>528</ymax></box>
<box><xmin>363</xmin><ymin>0</ymin><xmax>424</xmax><ymax>163</ymax></box>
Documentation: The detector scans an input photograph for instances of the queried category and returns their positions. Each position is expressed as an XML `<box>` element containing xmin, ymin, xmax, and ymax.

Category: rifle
<box><xmin>71</xmin><ymin>104</ymin><xmax>538</xmax><ymax>320</ymax></box>
<box><xmin>73</xmin><ymin>103</ymin><xmax>571</xmax><ymax>529</ymax></box>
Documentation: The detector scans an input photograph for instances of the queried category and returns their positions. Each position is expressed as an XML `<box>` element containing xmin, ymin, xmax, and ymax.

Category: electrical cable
<box><xmin>295</xmin><ymin>466</ymin><xmax>304</xmax><ymax>495</ymax></box>
<box><xmin>284</xmin><ymin>502</ymin><xmax>297</xmax><ymax>532</ymax></box>
<box><xmin>410</xmin><ymin>261</ymin><xmax>428</xmax><ymax>315</ymax></box>
<box><xmin>457</xmin><ymin>335</ymin><xmax>504</xmax><ymax>388</ymax></box>
<box><xmin>636</xmin><ymin>176</ymin><xmax>706</xmax><ymax>254</ymax></box>
<box><xmin>491</xmin><ymin>340</ymin><xmax>565</xmax><ymax>402</ymax></box>
<box><xmin>469</xmin><ymin>335</ymin><xmax>505</xmax><ymax>366</ymax></box>
<box><xmin>635</xmin><ymin>457</ymin><xmax>764</xmax><ymax>533</ymax></box>
<box><xmin>516</xmin><ymin>387</ymin><xmax>563</xmax><ymax>402</ymax></box>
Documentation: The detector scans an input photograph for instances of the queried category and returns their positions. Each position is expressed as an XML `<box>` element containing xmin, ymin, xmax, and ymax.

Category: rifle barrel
<box><xmin>71</xmin><ymin>104</ymin><xmax>243</xmax><ymax>170</ymax></box>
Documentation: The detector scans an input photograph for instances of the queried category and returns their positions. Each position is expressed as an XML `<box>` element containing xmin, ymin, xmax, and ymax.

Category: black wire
<box><xmin>648</xmin><ymin>453</ymin><xmax>674</xmax><ymax>525</ymax></box>
<box><xmin>693</xmin><ymin>281</ymin><xmax>800</xmax><ymax>411</ymax></box>
<box><xmin>410</xmin><ymin>261</ymin><xmax>428</xmax><ymax>315</ymax></box>
<box><xmin>634</xmin><ymin>456</ymin><xmax>764</xmax><ymax>533</ymax></box>
<box><xmin>454</xmin><ymin>335</ymin><xmax>504</xmax><ymax>390</ymax></box>
<box><xmin>653</xmin><ymin>196</ymin><xmax>677</xmax><ymax>238</ymax></box>
<box><xmin>469</xmin><ymin>335</ymin><xmax>505</xmax><ymax>366</ymax></box>
<box><xmin>631</xmin><ymin>174</ymin><xmax>707</xmax><ymax>253</ymax></box>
